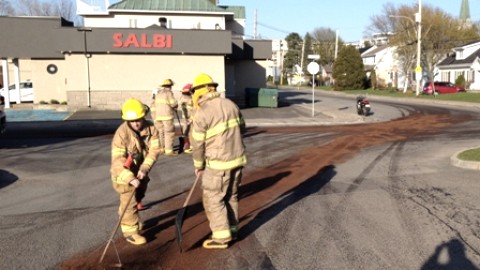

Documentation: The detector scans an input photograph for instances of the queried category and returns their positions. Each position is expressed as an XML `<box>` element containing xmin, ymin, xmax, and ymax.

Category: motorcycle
<box><xmin>356</xmin><ymin>96</ymin><xmax>371</xmax><ymax>116</ymax></box>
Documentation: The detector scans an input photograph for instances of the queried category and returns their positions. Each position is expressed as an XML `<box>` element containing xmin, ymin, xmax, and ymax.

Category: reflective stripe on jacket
<box><xmin>153</xmin><ymin>88</ymin><xmax>177</xmax><ymax>121</ymax></box>
<box><xmin>111</xmin><ymin>121</ymin><xmax>161</xmax><ymax>185</ymax></box>
<box><xmin>191</xmin><ymin>92</ymin><xmax>247</xmax><ymax>171</ymax></box>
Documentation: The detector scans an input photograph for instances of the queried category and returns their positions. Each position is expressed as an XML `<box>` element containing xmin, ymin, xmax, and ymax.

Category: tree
<box><xmin>332</xmin><ymin>45</ymin><xmax>365</xmax><ymax>90</ymax></box>
<box><xmin>11</xmin><ymin>0</ymin><xmax>79</xmax><ymax>24</ymax></box>
<box><xmin>311</xmin><ymin>27</ymin><xmax>343</xmax><ymax>66</ymax></box>
<box><xmin>368</xmin><ymin>2</ymin><xmax>480</xmax><ymax>91</ymax></box>
<box><xmin>301</xmin><ymin>33</ymin><xmax>314</xmax><ymax>75</ymax></box>
<box><xmin>0</xmin><ymin>0</ymin><xmax>14</xmax><ymax>15</ymax></box>
<box><xmin>283</xmin><ymin>32</ymin><xmax>303</xmax><ymax>79</ymax></box>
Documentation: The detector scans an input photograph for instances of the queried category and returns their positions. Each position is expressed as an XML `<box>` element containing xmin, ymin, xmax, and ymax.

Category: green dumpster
<box><xmin>258</xmin><ymin>88</ymin><xmax>278</xmax><ymax>108</ymax></box>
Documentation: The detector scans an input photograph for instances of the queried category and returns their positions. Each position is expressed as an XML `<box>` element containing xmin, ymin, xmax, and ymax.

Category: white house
<box><xmin>436</xmin><ymin>41</ymin><xmax>480</xmax><ymax>91</ymax></box>
<box><xmin>361</xmin><ymin>44</ymin><xmax>408</xmax><ymax>89</ymax></box>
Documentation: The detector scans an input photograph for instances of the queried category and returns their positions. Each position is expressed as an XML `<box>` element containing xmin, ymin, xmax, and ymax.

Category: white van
<box><xmin>0</xmin><ymin>81</ymin><xmax>34</xmax><ymax>103</ymax></box>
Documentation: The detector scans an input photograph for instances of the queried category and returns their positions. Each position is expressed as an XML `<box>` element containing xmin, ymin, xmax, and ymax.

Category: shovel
<box><xmin>175</xmin><ymin>174</ymin><xmax>201</xmax><ymax>252</ymax></box>
<box><xmin>174</xmin><ymin>110</ymin><xmax>185</xmax><ymax>152</ymax></box>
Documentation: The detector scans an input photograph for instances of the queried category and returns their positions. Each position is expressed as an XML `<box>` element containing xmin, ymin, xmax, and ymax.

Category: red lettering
<box><xmin>141</xmin><ymin>34</ymin><xmax>152</xmax><ymax>48</ymax></box>
<box><xmin>152</xmin><ymin>34</ymin><xmax>172</xmax><ymax>48</ymax></box>
<box><xmin>166</xmin><ymin>35</ymin><xmax>172</xmax><ymax>48</ymax></box>
<box><xmin>112</xmin><ymin>33</ymin><xmax>123</xmax><ymax>48</ymax></box>
<box><xmin>153</xmin><ymin>34</ymin><xmax>165</xmax><ymax>48</ymax></box>
<box><xmin>123</xmin><ymin>34</ymin><xmax>140</xmax><ymax>48</ymax></box>
<box><xmin>112</xmin><ymin>33</ymin><xmax>173</xmax><ymax>49</ymax></box>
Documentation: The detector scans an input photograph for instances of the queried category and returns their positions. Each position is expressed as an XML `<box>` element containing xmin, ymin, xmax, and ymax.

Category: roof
<box><xmin>361</xmin><ymin>45</ymin><xmax>388</xmax><ymax>58</ymax></box>
<box><xmin>438</xmin><ymin>47</ymin><xmax>480</xmax><ymax>66</ymax></box>
<box><xmin>109</xmin><ymin>0</ymin><xmax>245</xmax><ymax>19</ymax></box>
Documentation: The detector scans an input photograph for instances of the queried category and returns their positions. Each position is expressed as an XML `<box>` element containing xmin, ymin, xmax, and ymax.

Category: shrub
<box><xmin>455</xmin><ymin>74</ymin><xmax>465</xmax><ymax>87</ymax></box>
<box><xmin>50</xmin><ymin>99</ymin><xmax>60</xmax><ymax>104</ymax></box>
<box><xmin>39</xmin><ymin>100</ymin><xmax>48</xmax><ymax>104</ymax></box>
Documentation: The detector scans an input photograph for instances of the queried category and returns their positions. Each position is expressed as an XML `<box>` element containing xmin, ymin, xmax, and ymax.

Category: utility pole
<box><xmin>415</xmin><ymin>0</ymin><xmax>422</xmax><ymax>96</ymax></box>
<box><xmin>253</xmin><ymin>9</ymin><xmax>257</xmax><ymax>39</ymax></box>
<box><xmin>300</xmin><ymin>37</ymin><xmax>306</xmax><ymax>72</ymax></box>
<box><xmin>334</xmin><ymin>30</ymin><xmax>339</xmax><ymax>59</ymax></box>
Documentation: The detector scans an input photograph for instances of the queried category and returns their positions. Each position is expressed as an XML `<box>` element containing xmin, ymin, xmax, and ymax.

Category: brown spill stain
<box><xmin>59</xmin><ymin>112</ymin><xmax>469</xmax><ymax>270</ymax></box>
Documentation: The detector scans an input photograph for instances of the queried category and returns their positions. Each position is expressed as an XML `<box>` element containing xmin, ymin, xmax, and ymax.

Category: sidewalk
<box><xmin>4</xmin><ymin>96</ymin><xmax>365</xmax><ymax>127</ymax></box>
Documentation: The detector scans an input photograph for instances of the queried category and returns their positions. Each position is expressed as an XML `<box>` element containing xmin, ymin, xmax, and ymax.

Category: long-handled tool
<box><xmin>99</xmin><ymin>190</ymin><xmax>136</xmax><ymax>266</ymax></box>
<box><xmin>174</xmin><ymin>110</ymin><xmax>185</xmax><ymax>152</ymax></box>
<box><xmin>175</xmin><ymin>174</ymin><xmax>201</xmax><ymax>252</ymax></box>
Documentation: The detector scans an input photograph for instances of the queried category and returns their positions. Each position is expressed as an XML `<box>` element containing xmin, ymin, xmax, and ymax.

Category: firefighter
<box><xmin>178</xmin><ymin>83</ymin><xmax>194</xmax><ymax>153</ymax></box>
<box><xmin>151</xmin><ymin>79</ymin><xmax>178</xmax><ymax>155</ymax></box>
<box><xmin>110</xmin><ymin>98</ymin><xmax>161</xmax><ymax>245</ymax></box>
<box><xmin>190</xmin><ymin>73</ymin><xmax>247</xmax><ymax>249</ymax></box>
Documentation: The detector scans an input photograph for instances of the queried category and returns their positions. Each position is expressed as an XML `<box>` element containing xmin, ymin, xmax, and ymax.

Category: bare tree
<box><xmin>310</xmin><ymin>27</ymin><xmax>342</xmax><ymax>66</ymax></box>
<box><xmin>368</xmin><ymin>2</ymin><xmax>480</xmax><ymax>90</ymax></box>
<box><xmin>12</xmin><ymin>0</ymin><xmax>79</xmax><ymax>24</ymax></box>
<box><xmin>0</xmin><ymin>0</ymin><xmax>14</xmax><ymax>16</ymax></box>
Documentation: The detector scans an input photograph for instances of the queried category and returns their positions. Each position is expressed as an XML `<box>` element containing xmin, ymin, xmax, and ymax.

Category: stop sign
<box><xmin>307</xmin><ymin>62</ymin><xmax>320</xmax><ymax>75</ymax></box>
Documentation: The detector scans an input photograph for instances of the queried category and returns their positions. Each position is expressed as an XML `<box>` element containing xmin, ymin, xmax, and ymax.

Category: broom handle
<box><xmin>99</xmin><ymin>189</ymin><xmax>135</xmax><ymax>264</ymax></box>
<box><xmin>183</xmin><ymin>174</ymin><xmax>201</xmax><ymax>208</ymax></box>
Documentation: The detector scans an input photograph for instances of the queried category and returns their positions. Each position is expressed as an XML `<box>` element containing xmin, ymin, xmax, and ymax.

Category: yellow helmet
<box><xmin>121</xmin><ymin>98</ymin><xmax>146</xmax><ymax>121</ymax></box>
<box><xmin>191</xmin><ymin>73</ymin><xmax>218</xmax><ymax>91</ymax></box>
<box><xmin>161</xmin><ymin>79</ymin><xmax>174</xmax><ymax>87</ymax></box>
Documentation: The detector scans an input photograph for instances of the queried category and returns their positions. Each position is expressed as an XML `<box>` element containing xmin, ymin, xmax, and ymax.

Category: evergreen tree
<box><xmin>301</xmin><ymin>33</ymin><xmax>314</xmax><ymax>75</ymax></box>
<box><xmin>283</xmin><ymin>33</ymin><xmax>303</xmax><ymax>78</ymax></box>
<box><xmin>332</xmin><ymin>46</ymin><xmax>365</xmax><ymax>90</ymax></box>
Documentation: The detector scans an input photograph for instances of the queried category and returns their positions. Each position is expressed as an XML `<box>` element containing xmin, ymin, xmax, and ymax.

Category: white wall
<box><xmin>85</xmin><ymin>14</ymin><xmax>227</xmax><ymax>30</ymax></box>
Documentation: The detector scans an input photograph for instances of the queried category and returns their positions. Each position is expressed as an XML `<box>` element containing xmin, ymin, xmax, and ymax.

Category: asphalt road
<box><xmin>1</xmin><ymin>90</ymin><xmax>479</xmax><ymax>269</ymax></box>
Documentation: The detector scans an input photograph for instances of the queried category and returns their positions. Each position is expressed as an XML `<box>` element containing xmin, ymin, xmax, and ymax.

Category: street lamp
<box><xmin>77</xmin><ymin>27</ymin><xmax>92</xmax><ymax>107</ymax></box>
<box><xmin>389</xmin><ymin>0</ymin><xmax>422</xmax><ymax>96</ymax></box>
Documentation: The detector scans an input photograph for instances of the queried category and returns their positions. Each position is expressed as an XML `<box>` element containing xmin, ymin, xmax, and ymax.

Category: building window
<box><xmin>47</xmin><ymin>64</ymin><xmax>58</xmax><ymax>74</ymax></box>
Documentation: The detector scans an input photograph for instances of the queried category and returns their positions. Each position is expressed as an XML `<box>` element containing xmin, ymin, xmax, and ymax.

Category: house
<box><xmin>361</xmin><ymin>44</ymin><xmax>407</xmax><ymax>89</ymax></box>
<box><xmin>436</xmin><ymin>41</ymin><xmax>480</xmax><ymax>91</ymax></box>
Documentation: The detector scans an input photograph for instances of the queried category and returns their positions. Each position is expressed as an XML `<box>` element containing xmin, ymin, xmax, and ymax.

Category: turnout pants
<box><xmin>112</xmin><ymin>182</ymin><xmax>141</xmax><ymax>236</ymax></box>
<box><xmin>202</xmin><ymin>166</ymin><xmax>242</xmax><ymax>241</ymax></box>
<box><xmin>154</xmin><ymin>119</ymin><xmax>175</xmax><ymax>154</ymax></box>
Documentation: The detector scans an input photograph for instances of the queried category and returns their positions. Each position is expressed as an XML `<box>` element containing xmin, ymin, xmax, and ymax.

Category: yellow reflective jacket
<box><xmin>111</xmin><ymin>121</ymin><xmax>161</xmax><ymax>185</ymax></box>
<box><xmin>151</xmin><ymin>87</ymin><xmax>178</xmax><ymax>121</ymax></box>
<box><xmin>191</xmin><ymin>92</ymin><xmax>247</xmax><ymax>171</ymax></box>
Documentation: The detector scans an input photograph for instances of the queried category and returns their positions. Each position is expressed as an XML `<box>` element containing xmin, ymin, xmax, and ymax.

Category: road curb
<box><xmin>450</xmin><ymin>148</ymin><xmax>480</xmax><ymax>170</ymax></box>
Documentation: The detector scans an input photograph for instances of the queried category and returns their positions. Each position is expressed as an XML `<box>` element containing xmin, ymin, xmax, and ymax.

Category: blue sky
<box><xmin>219</xmin><ymin>0</ymin><xmax>480</xmax><ymax>42</ymax></box>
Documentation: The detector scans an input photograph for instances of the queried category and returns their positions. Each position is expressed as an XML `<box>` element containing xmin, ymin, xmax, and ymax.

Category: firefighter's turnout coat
<box><xmin>191</xmin><ymin>92</ymin><xmax>247</xmax><ymax>241</ymax></box>
<box><xmin>151</xmin><ymin>87</ymin><xmax>178</xmax><ymax>121</ymax></box>
<box><xmin>110</xmin><ymin>121</ymin><xmax>161</xmax><ymax>235</ymax></box>
<box><xmin>178</xmin><ymin>93</ymin><xmax>193</xmax><ymax>137</ymax></box>
<box><xmin>191</xmin><ymin>92</ymin><xmax>246</xmax><ymax>171</ymax></box>
<box><xmin>151</xmin><ymin>87</ymin><xmax>178</xmax><ymax>153</ymax></box>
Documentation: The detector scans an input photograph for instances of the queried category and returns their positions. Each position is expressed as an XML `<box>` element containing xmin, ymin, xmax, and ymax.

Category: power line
<box><xmin>257</xmin><ymin>21</ymin><xmax>292</xmax><ymax>35</ymax></box>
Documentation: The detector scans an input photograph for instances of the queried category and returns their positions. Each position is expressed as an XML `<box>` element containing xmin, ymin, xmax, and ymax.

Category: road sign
<box><xmin>415</xmin><ymin>66</ymin><xmax>422</xmax><ymax>73</ymax></box>
<box><xmin>307</xmin><ymin>62</ymin><xmax>320</xmax><ymax>75</ymax></box>
<box><xmin>307</xmin><ymin>54</ymin><xmax>320</xmax><ymax>60</ymax></box>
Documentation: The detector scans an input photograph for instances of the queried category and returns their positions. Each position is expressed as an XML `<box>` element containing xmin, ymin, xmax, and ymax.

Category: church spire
<box><xmin>459</xmin><ymin>0</ymin><xmax>471</xmax><ymax>23</ymax></box>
